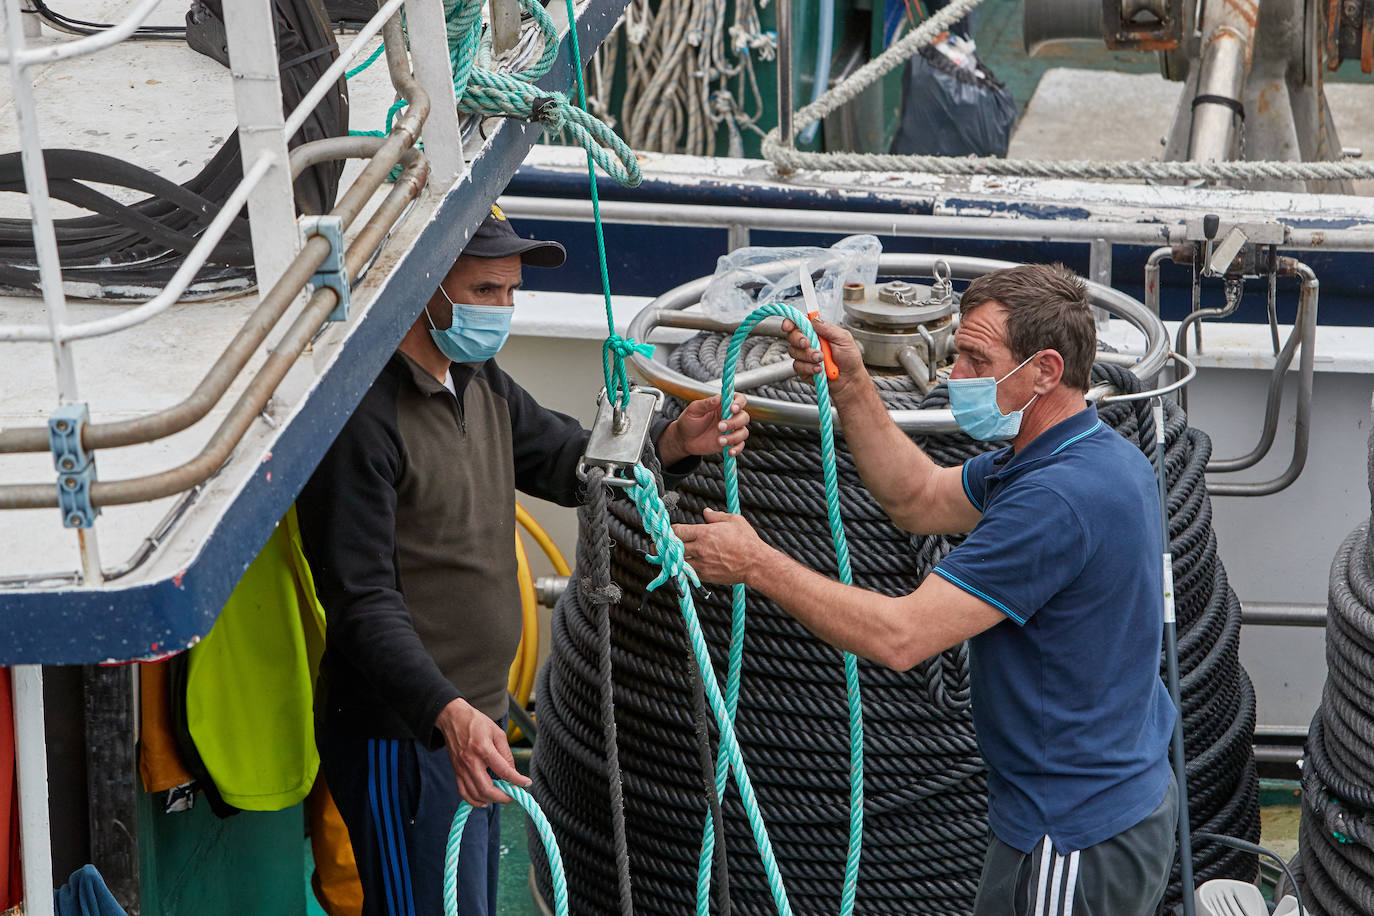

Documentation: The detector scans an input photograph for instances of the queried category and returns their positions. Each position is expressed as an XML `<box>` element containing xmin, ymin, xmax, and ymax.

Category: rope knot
<box><xmin>628</xmin><ymin>465</ymin><xmax>700</xmax><ymax>593</ymax></box>
<box><xmin>607</xmin><ymin>334</ymin><xmax>654</xmax><ymax>359</ymax></box>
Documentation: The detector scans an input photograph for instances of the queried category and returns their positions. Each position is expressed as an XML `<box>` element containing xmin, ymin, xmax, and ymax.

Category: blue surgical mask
<box><xmin>947</xmin><ymin>352</ymin><xmax>1040</xmax><ymax>441</ymax></box>
<box><xmin>427</xmin><ymin>301</ymin><xmax>512</xmax><ymax>364</ymax></box>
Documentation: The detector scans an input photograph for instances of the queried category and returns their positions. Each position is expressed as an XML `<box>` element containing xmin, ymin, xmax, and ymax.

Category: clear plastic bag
<box><xmin>700</xmin><ymin>235</ymin><xmax>882</xmax><ymax>322</ymax></box>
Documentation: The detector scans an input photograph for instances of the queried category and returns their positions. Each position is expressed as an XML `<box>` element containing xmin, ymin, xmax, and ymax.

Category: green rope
<box><xmin>693</xmin><ymin>303</ymin><xmax>865</xmax><ymax>915</ymax></box>
<box><xmin>444</xmin><ymin>779</ymin><xmax>568</xmax><ymax>915</ymax></box>
<box><xmin>345</xmin><ymin>40</ymin><xmax>386</xmax><ymax>79</ymax></box>
<box><xmin>627</xmin><ymin>463</ymin><xmax>795</xmax><ymax>916</ymax></box>
<box><xmin>558</xmin><ymin>0</ymin><xmax>646</xmax><ymax>408</ymax></box>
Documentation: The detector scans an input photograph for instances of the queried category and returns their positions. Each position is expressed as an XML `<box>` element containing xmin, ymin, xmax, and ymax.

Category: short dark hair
<box><xmin>959</xmin><ymin>264</ymin><xmax>1095</xmax><ymax>390</ymax></box>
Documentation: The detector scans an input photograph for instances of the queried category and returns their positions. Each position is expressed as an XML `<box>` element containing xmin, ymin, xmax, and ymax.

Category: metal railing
<box><xmin>0</xmin><ymin>3</ymin><xmax>462</xmax><ymax>913</ymax></box>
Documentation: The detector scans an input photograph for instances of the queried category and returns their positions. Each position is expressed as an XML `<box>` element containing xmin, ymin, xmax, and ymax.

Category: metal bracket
<box><xmin>577</xmin><ymin>387</ymin><xmax>666</xmax><ymax>488</ymax></box>
<box><xmin>300</xmin><ymin>215</ymin><xmax>350</xmax><ymax>322</ymax></box>
<box><xmin>48</xmin><ymin>403</ymin><xmax>99</xmax><ymax>529</ymax></box>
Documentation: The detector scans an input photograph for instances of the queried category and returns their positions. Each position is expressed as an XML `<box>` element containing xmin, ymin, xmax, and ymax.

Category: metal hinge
<box><xmin>300</xmin><ymin>214</ymin><xmax>350</xmax><ymax>322</ymax></box>
<box><xmin>577</xmin><ymin>387</ymin><xmax>665</xmax><ymax>487</ymax></box>
<box><xmin>49</xmin><ymin>403</ymin><xmax>99</xmax><ymax>529</ymax></box>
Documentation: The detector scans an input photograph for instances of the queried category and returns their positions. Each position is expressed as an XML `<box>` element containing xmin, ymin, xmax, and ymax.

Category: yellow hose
<box><xmin>517</xmin><ymin>502</ymin><xmax>572</xmax><ymax>576</ymax></box>
<box><xmin>509</xmin><ymin>528</ymin><xmax>539</xmax><ymax>741</ymax></box>
<box><xmin>508</xmin><ymin>503</ymin><xmax>571</xmax><ymax>742</ymax></box>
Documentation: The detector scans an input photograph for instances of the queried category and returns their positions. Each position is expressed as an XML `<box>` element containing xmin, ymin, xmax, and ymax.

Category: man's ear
<box><xmin>1036</xmin><ymin>349</ymin><xmax>1066</xmax><ymax>392</ymax></box>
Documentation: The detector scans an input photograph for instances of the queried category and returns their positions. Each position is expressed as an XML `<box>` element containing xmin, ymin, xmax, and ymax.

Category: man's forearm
<box><xmin>833</xmin><ymin>378</ymin><xmax>940</xmax><ymax>524</ymax></box>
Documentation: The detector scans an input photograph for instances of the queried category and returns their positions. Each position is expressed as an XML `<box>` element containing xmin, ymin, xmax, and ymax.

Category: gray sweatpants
<box><xmin>972</xmin><ymin>775</ymin><xmax>1179</xmax><ymax>916</ymax></box>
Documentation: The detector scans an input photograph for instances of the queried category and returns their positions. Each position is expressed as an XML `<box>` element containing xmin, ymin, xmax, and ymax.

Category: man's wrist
<box><xmin>742</xmin><ymin>543</ymin><xmax>783</xmax><ymax>593</ymax></box>
<box><xmin>658</xmin><ymin>419</ymin><xmax>688</xmax><ymax>467</ymax></box>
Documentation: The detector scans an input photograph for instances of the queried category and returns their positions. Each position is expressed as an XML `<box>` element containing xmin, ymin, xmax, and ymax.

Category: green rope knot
<box><xmin>606</xmin><ymin>334</ymin><xmax>653</xmax><ymax>360</ymax></box>
<box><xmin>601</xmin><ymin>335</ymin><xmax>652</xmax><ymax>410</ymax></box>
<box><xmin>629</xmin><ymin>464</ymin><xmax>700</xmax><ymax>592</ymax></box>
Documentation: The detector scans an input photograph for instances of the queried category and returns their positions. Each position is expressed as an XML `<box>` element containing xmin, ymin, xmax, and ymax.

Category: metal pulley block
<box><xmin>840</xmin><ymin>261</ymin><xmax>957</xmax><ymax>373</ymax></box>
<box><xmin>577</xmin><ymin>386</ymin><xmax>666</xmax><ymax>487</ymax></box>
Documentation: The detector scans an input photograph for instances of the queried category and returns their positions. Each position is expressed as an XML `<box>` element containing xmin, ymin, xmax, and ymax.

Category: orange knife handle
<box><xmin>807</xmin><ymin>311</ymin><xmax>840</xmax><ymax>380</ymax></box>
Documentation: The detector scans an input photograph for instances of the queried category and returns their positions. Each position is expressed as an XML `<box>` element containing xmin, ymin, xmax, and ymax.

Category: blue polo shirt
<box><xmin>932</xmin><ymin>404</ymin><xmax>1175</xmax><ymax>854</ymax></box>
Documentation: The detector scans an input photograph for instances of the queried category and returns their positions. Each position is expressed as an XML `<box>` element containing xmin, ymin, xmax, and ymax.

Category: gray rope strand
<box><xmin>580</xmin><ymin>468</ymin><xmax>636</xmax><ymax>916</ymax></box>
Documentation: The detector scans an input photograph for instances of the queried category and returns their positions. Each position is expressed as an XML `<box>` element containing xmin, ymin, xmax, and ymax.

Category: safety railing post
<box><xmin>13</xmin><ymin>666</ymin><xmax>54</xmax><ymax>916</ymax></box>
<box><xmin>222</xmin><ymin>0</ymin><xmax>300</xmax><ymax>297</ymax></box>
<box><xmin>404</xmin><ymin>0</ymin><xmax>464</xmax><ymax>189</ymax></box>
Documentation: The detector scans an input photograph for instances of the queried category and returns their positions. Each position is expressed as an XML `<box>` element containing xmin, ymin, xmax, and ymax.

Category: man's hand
<box><xmin>435</xmin><ymin>698</ymin><xmax>531</xmax><ymax>806</ymax></box>
<box><xmin>659</xmin><ymin>393</ymin><xmax>750</xmax><ymax>466</ymax></box>
<box><xmin>783</xmin><ymin>317</ymin><xmax>865</xmax><ymax>398</ymax></box>
<box><xmin>673</xmin><ymin>507</ymin><xmax>771</xmax><ymax>587</ymax></box>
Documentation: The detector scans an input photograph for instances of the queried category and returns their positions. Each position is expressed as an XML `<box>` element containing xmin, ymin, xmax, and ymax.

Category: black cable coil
<box><xmin>532</xmin><ymin>333</ymin><xmax>1259</xmax><ymax>914</ymax></box>
<box><xmin>1297</xmin><ymin>418</ymin><xmax>1374</xmax><ymax>914</ymax></box>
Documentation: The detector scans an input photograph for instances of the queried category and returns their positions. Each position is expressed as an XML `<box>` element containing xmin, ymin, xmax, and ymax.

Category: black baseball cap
<box><xmin>462</xmin><ymin>204</ymin><xmax>566</xmax><ymax>268</ymax></box>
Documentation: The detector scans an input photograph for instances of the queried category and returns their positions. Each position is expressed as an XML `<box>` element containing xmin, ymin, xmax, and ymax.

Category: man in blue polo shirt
<box><xmin>676</xmin><ymin>264</ymin><xmax>1178</xmax><ymax>916</ymax></box>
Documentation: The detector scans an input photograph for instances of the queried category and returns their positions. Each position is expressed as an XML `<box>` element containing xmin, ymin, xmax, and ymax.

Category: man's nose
<box><xmin>948</xmin><ymin>356</ymin><xmax>970</xmax><ymax>380</ymax></box>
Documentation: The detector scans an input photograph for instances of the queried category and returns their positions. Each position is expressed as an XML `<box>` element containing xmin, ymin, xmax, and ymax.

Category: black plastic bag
<box><xmin>889</xmin><ymin>44</ymin><xmax>1017</xmax><ymax>157</ymax></box>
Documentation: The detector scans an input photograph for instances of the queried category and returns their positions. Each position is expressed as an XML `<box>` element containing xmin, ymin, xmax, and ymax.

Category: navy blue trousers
<box><xmin>318</xmin><ymin>724</ymin><xmax>500</xmax><ymax>916</ymax></box>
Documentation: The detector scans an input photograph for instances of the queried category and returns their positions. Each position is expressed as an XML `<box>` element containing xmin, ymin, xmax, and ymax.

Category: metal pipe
<box><xmin>1205</xmin><ymin>310</ymin><xmax>1303</xmax><ymax>473</ymax></box>
<box><xmin>1241</xmin><ymin>602</ymin><xmax>1327</xmax><ymax>626</ymax></box>
<box><xmin>0</xmin><ymin>151</ymin><xmax>430</xmax><ymax>507</ymax></box>
<box><xmin>1208</xmin><ymin>261</ymin><xmax>1318</xmax><ymax>496</ymax></box>
<box><xmin>626</xmin><ymin>253</ymin><xmax>1170</xmax><ymax>433</ymax></box>
<box><xmin>400</xmin><ymin>0</ymin><xmax>463</xmax><ymax>188</ymax></box>
<box><xmin>1174</xmin><ymin>274</ymin><xmax>1241</xmax><ymax>412</ymax></box>
<box><xmin>12</xmin><ymin>665</ymin><xmax>55</xmax><ymax>916</ymax></box>
<box><xmin>496</xmin><ymin>194</ymin><xmax>1374</xmax><ymax>251</ymax></box>
<box><xmin>701</xmin><ymin>360</ymin><xmax>800</xmax><ymax>394</ymax></box>
<box><xmin>1144</xmin><ymin>246</ymin><xmax>1173</xmax><ymax>317</ymax></box>
<box><xmin>4</xmin><ymin>0</ymin><xmax>76</xmax><ymax>397</ymax></box>
<box><xmin>283</xmin><ymin>0</ymin><xmax>407</xmax><ymax>140</ymax></box>
<box><xmin>0</xmin><ymin>9</ymin><xmax>429</xmax><ymax>451</ymax></box>
<box><xmin>1175</xmin><ymin>276</ymin><xmax>1242</xmax><ymax>361</ymax></box>
<box><xmin>1155</xmin><ymin>396</ymin><xmax>1195</xmax><ymax>916</ymax></box>
<box><xmin>777</xmin><ymin>0</ymin><xmax>794</xmax><ymax>152</ymax></box>
<box><xmin>896</xmin><ymin>346</ymin><xmax>935</xmax><ymax>395</ymax></box>
<box><xmin>1185</xmin><ymin>0</ymin><xmax>1258</xmax><ymax>163</ymax></box>
<box><xmin>289</xmin><ymin>135</ymin><xmax>385</xmax><ymax>178</ymax></box>
<box><xmin>0</xmin><ymin>0</ymin><xmax>161</xmax><ymax>65</ymax></box>
<box><xmin>0</xmin><ymin>154</ymin><xmax>276</xmax><ymax>344</ymax></box>
<box><xmin>0</xmin><ymin>147</ymin><xmax>426</xmax><ymax>455</ymax></box>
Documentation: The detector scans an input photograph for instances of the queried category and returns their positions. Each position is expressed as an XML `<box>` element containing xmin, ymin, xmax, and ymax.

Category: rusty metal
<box><xmin>1102</xmin><ymin>0</ymin><xmax>1183</xmax><ymax>49</ymax></box>
<box><xmin>1326</xmin><ymin>0</ymin><xmax>1374</xmax><ymax>71</ymax></box>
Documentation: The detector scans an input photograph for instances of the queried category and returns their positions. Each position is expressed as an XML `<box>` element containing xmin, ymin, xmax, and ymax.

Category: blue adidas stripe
<box><xmin>388</xmin><ymin>740</ymin><xmax>417</xmax><ymax>916</ymax></box>
<box><xmin>367</xmin><ymin>740</ymin><xmax>400</xmax><ymax>916</ymax></box>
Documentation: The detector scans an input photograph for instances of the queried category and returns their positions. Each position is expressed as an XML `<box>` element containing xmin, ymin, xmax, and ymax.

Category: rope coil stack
<box><xmin>532</xmin><ymin>335</ymin><xmax>1259</xmax><ymax>913</ymax></box>
<box><xmin>1297</xmin><ymin>415</ymin><xmax>1374</xmax><ymax>915</ymax></box>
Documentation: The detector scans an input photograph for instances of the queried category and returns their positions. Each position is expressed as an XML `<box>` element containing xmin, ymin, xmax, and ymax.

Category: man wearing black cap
<box><xmin>297</xmin><ymin>207</ymin><xmax>750</xmax><ymax>916</ymax></box>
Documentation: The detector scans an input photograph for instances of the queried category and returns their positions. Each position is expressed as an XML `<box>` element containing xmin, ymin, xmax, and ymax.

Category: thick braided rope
<box><xmin>361</xmin><ymin>0</ymin><xmax>640</xmax><ymax>186</ymax></box>
<box><xmin>444</xmin><ymin>779</ymin><xmax>568</xmax><ymax>916</ymax></box>
<box><xmin>581</xmin><ymin>469</ymin><xmax>637</xmax><ymax>916</ymax></box>
<box><xmin>627</xmin><ymin>463</ymin><xmax>796</xmax><ymax>916</ymax></box>
<box><xmin>696</xmin><ymin>303</ymin><xmax>864</xmax><ymax>916</ymax></box>
<box><xmin>760</xmin><ymin>0</ymin><xmax>1374</xmax><ymax>181</ymax></box>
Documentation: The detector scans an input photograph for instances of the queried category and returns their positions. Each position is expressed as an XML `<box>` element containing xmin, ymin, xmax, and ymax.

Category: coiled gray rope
<box><xmin>533</xmin><ymin>335</ymin><xmax>1257</xmax><ymax>913</ymax></box>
